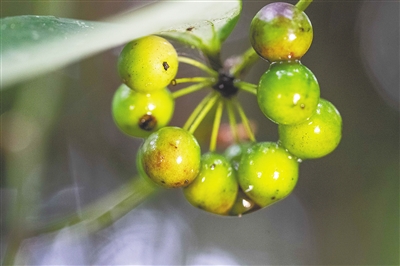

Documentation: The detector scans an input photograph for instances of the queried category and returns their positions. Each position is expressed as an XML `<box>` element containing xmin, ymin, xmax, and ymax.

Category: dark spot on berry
<box><xmin>271</xmin><ymin>197</ymin><xmax>276</xmax><ymax>200</ymax></box>
<box><xmin>139</xmin><ymin>114</ymin><xmax>157</xmax><ymax>131</ymax></box>
<box><xmin>186</xmin><ymin>26</ymin><xmax>194</xmax><ymax>31</ymax></box>
<box><xmin>161</xmin><ymin>180</ymin><xmax>166</xmax><ymax>184</ymax></box>
<box><xmin>212</xmin><ymin>71</ymin><xmax>238</xmax><ymax>98</ymax></box>
<box><xmin>163</xmin><ymin>61</ymin><xmax>169</xmax><ymax>71</ymax></box>
<box><xmin>169</xmin><ymin>142</ymin><xmax>178</xmax><ymax>149</ymax></box>
<box><xmin>299</xmin><ymin>27</ymin><xmax>305</xmax><ymax>32</ymax></box>
<box><xmin>210</xmin><ymin>163</ymin><xmax>216</xmax><ymax>170</ymax></box>
<box><xmin>171</xmin><ymin>79</ymin><xmax>177</xmax><ymax>86</ymax></box>
<box><xmin>184</xmin><ymin>179</ymin><xmax>189</xmax><ymax>184</ymax></box>
<box><xmin>300</xmin><ymin>104</ymin><xmax>305</xmax><ymax>109</ymax></box>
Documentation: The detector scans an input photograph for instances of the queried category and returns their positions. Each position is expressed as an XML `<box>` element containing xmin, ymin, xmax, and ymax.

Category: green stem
<box><xmin>172</xmin><ymin>82</ymin><xmax>211</xmax><ymax>99</ymax></box>
<box><xmin>296</xmin><ymin>0</ymin><xmax>313</xmax><ymax>12</ymax></box>
<box><xmin>235</xmin><ymin>81</ymin><xmax>257</xmax><ymax>95</ymax></box>
<box><xmin>178</xmin><ymin>56</ymin><xmax>218</xmax><ymax>78</ymax></box>
<box><xmin>226</xmin><ymin>100</ymin><xmax>239</xmax><ymax>143</ymax></box>
<box><xmin>233</xmin><ymin>98</ymin><xmax>256</xmax><ymax>142</ymax></box>
<box><xmin>183</xmin><ymin>92</ymin><xmax>215</xmax><ymax>131</ymax></box>
<box><xmin>187</xmin><ymin>93</ymin><xmax>219</xmax><ymax>135</ymax></box>
<box><xmin>229</xmin><ymin>47</ymin><xmax>260</xmax><ymax>78</ymax></box>
<box><xmin>209</xmin><ymin>99</ymin><xmax>224</xmax><ymax>152</ymax></box>
<box><xmin>171</xmin><ymin>77</ymin><xmax>215</xmax><ymax>86</ymax></box>
<box><xmin>30</xmin><ymin>177</ymin><xmax>157</xmax><ymax>236</ymax></box>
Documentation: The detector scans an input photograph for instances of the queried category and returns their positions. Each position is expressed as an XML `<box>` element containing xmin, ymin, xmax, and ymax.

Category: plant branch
<box><xmin>30</xmin><ymin>177</ymin><xmax>157</xmax><ymax>236</ymax></box>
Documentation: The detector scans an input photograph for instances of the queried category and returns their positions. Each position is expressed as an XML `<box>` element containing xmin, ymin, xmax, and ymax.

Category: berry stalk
<box><xmin>295</xmin><ymin>0</ymin><xmax>313</xmax><ymax>12</ymax></box>
<box><xmin>187</xmin><ymin>93</ymin><xmax>219</xmax><ymax>135</ymax></box>
<box><xmin>172</xmin><ymin>81</ymin><xmax>212</xmax><ymax>99</ymax></box>
<box><xmin>226</xmin><ymin>100</ymin><xmax>239</xmax><ymax>143</ymax></box>
<box><xmin>235</xmin><ymin>81</ymin><xmax>257</xmax><ymax>95</ymax></box>
<box><xmin>209</xmin><ymin>99</ymin><xmax>224</xmax><ymax>152</ymax></box>
<box><xmin>232</xmin><ymin>98</ymin><xmax>256</xmax><ymax>142</ymax></box>
<box><xmin>178</xmin><ymin>56</ymin><xmax>218</xmax><ymax>77</ymax></box>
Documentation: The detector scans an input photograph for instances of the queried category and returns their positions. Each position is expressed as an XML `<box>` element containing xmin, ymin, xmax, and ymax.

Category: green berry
<box><xmin>250</xmin><ymin>2</ymin><xmax>313</xmax><ymax>62</ymax></box>
<box><xmin>183</xmin><ymin>152</ymin><xmax>238</xmax><ymax>215</ymax></box>
<box><xmin>228</xmin><ymin>189</ymin><xmax>259</xmax><ymax>216</ymax></box>
<box><xmin>257</xmin><ymin>61</ymin><xmax>320</xmax><ymax>125</ymax></box>
<box><xmin>141</xmin><ymin>127</ymin><xmax>201</xmax><ymax>188</ymax></box>
<box><xmin>224</xmin><ymin>142</ymin><xmax>253</xmax><ymax>172</ymax></box>
<box><xmin>278</xmin><ymin>98</ymin><xmax>342</xmax><ymax>159</ymax></box>
<box><xmin>112</xmin><ymin>84</ymin><xmax>174</xmax><ymax>138</ymax></box>
<box><xmin>117</xmin><ymin>35</ymin><xmax>178</xmax><ymax>92</ymax></box>
<box><xmin>238</xmin><ymin>142</ymin><xmax>299</xmax><ymax>208</ymax></box>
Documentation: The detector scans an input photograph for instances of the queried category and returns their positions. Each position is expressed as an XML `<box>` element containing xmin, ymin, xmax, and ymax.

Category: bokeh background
<box><xmin>1</xmin><ymin>1</ymin><xmax>399</xmax><ymax>265</ymax></box>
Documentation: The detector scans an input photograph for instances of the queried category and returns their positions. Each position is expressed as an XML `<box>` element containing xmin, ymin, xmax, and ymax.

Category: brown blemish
<box><xmin>171</xmin><ymin>79</ymin><xmax>177</xmax><ymax>86</ymax></box>
<box><xmin>186</xmin><ymin>27</ymin><xmax>194</xmax><ymax>31</ymax></box>
<box><xmin>139</xmin><ymin>114</ymin><xmax>157</xmax><ymax>131</ymax></box>
<box><xmin>163</xmin><ymin>61</ymin><xmax>169</xmax><ymax>71</ymax></box>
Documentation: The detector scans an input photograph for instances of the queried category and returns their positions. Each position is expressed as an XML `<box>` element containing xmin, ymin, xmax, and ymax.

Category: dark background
<box><xmin>1</xmin><ymin>1</ymin><xmax>399</xmax><ymax>265</ymax></box>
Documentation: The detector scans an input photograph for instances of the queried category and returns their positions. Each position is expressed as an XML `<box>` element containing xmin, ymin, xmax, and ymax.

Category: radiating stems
<box><xmin>183</xmin><ymin>92</ymin><xmax>214</xmax><ymax>131</ymax></box>
<box><xmin>226</xmin><ymin>100</ymin><xmax>239</xmax><ymax>143</ymax></box>
<box><xmin>235</xmin><ymin>81</ymin><xmax>257</xmax><ymax>95</ymax></box>
<box><xmin>296</xmin><ymin>0</ymin><xmax>313</xmax><ymax>12</ymax></box>
<box><xmin>178</xmin><ymin>56</ymin><xmax>218</xmax><ymax>78</ymax></box>
<box><xmin>209</xmin><ymin>99</ymin><xmax>224</xmax><ymax>152</ymax></box>
<box><xmin>232</xmin><ymin>98</ymin><xmax>256</xmax><ymax>142</ymax></box>
<box><xmin>172</xmin><ymin>81</ymin><xmax>211</xmax><ymax>99</ymax></box>
<box><xmin>187</xmin><ymin>93</ymin><xmax>219</xmax><ymax>135</ymax></box>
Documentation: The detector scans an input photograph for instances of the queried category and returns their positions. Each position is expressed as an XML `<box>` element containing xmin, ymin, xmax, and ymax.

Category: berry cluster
<box><xmin>112</xmin><ymin>1</ymin><xmax>342</xmax><ymax>217</ymax></box>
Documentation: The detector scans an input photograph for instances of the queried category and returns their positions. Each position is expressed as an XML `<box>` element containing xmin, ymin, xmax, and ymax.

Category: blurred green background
<box><xmin>1</xmin><ymin>1</ymin><xmax>399</xmax><ymax>265</ymax></box>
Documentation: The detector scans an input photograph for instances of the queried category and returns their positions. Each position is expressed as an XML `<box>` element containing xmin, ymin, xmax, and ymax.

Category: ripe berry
<box><xmin>141</xmin><ymin>127</ymin><xmax>201</xmax><ymax>188</ymax></box>
<box><xmin>117</xmin><ymin>35</ymin><xmax>178</xmax><ymax>92</ymax></box>
<box><xmin>250</xmin><ymin>2</ymin><xmax>313</xmax><ymax>62</ymax></box>
<box><xmin>257</xmin><ymin>61</ymin><xmax>320</xmax><ymax>125</ymax></box>
<box><xmin>238</xmin><ymin>142</ymin><xmax>299</xmax><ymax>208</ymax></box>
<box><xmin>278</xmin><ymin>98</ymin><xmax>342</xmax><ymax>159</ymax></box>
<box><xmin>112</xmin><ymin>84</ymin><xmax>174</xmax><ymax>138</ymax></box>
<box><xmin>183</xmin><ymin>152</ymin><xmax>238</xmax><ymax>215</ymax></box>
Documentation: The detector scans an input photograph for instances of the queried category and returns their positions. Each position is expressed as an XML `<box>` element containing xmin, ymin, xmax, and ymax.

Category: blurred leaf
<box><xmin>1</xmin><ymin>1</ymin><xmax>242</xmax><ymax>89</ymax></box>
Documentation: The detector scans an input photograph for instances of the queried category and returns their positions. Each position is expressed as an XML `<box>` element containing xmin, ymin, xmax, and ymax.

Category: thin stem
<box><xmin>178</xmin><ymin>56</ymin><xmax>218</xmax><ymax>77</ymax></box>
<box><xmin>187</xmin><ymin>93</ymin><xmax>219</xmax><ymax>135</ymax></box>
<box><xmin>235</xmin><ymin>81</ymin><xmax>257</xmax><ymax>96</ymax></box>
<box><xmin>183</xmin><ymin>92</ymin><xmax>215</xmax><ymax>131</ymax></box>
<box><xmin>171</xmin><ymin>77</ymin><xmax>215</xmax><ymax>86</ymax></box>
<box><xmin>209</xmin><ymin>99</ymin><xmax>224</xmax><ymax>152</ymax></box>
<box><xmin>232</xmin><ymin>98</ymin><xmax>256</xmax><ymax>142</ymax></box>
<box><xmin>226</xmin><ymin>100</ymin><xmax>239</xmax><ymax>143</ymax></box>
<box><xmin>30</xmin><ymin>177</ymin><xmax>157</xmax><ymax>236</ymax></box>
<box><xmin>229</xmin><ymin>47</ymin><xmax>260</xmax><ymax>78</ymax></box>
<box><xmin>172</xmin><ymin>82</ymin><xmax>211</xmax><ymax>99</ymax></box>
<box><xmin>296</xmin><ymin>0</ymin><xmax>313</xmax><ymax>12</ymax></box>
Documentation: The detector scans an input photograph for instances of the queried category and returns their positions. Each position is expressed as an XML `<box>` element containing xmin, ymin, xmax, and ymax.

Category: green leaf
<box><xmin>1</xmin><ymin>1</ymin><xmax>242</xmax><ymax>89</ymax></box>
<box><xmin>160</xmin><ymin>0</ymin><xmax>242</xmax><ymax>69</ymax></box>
